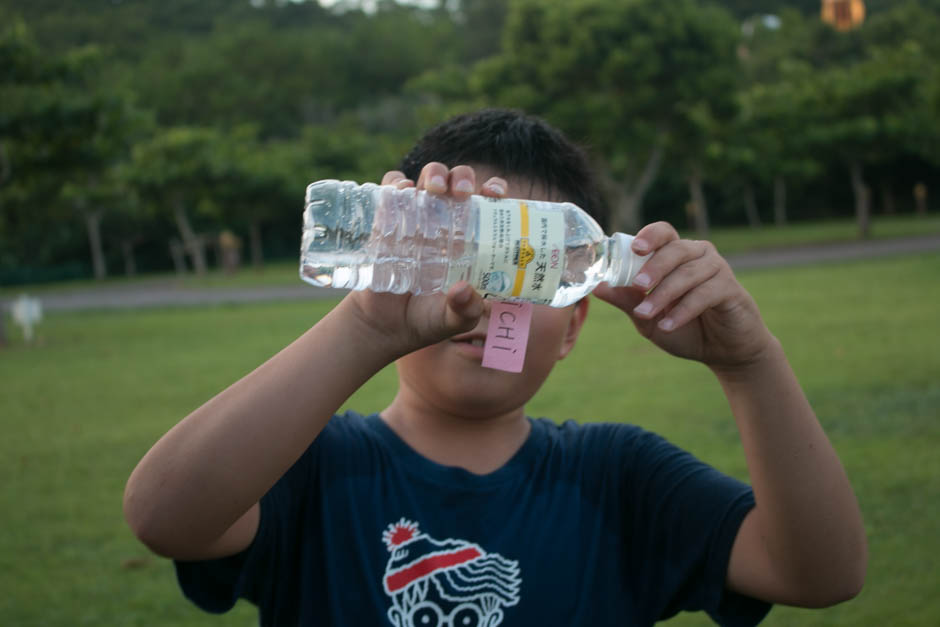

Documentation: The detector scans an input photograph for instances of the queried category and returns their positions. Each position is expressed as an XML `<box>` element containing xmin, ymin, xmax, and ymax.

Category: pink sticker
<box><xmin>481</xmin><ymin>301</ymin><xmax>533</xmax><ymax>373</ymax></box>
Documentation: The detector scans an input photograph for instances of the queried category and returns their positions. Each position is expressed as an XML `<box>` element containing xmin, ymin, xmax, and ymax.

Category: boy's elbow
<box><xmin>833</xmin><ymin>531</ymin><xmax>869</xmax><ymax>604</ymax></box>
<box><xmin>808</xmin><ymin>571</ymin><xmax>865</xmax><ymax>608</ymax></box>
<box><xmin>830</xmin><ymin>551</ymin><xmax>867</xmax><ymax>606</ymax></box>
<box><xmin>123</xmin><ymin>479</ymin><xmax>178</xmax><ymax>559</ymax></box>
<box><xmin>796</xmin><ymin>541</ymin><xmax>868</xmax><ymax>608</ymax></box>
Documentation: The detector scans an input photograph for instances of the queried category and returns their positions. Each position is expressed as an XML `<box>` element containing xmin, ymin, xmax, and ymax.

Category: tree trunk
<box><xmin>687</xmin><ymin>162</ymin><xmax>710</xmax><ymax>238</ymax></box>
<box><xmin>913</xmin><ymin>182</ymin><xmax>928</xmax><ymax>216</ymax></box>
<box><xmin>849</xmin><ymin>160</ymin><xmax>871</xmax><ymax>239</ymax></box>
<box><xmin>249</xmin><ymin>221</ymin><xmax>264</xmax><ymax>269</ymax></box>
<box><xmin>0</xmin><ymin>141</ymin><xmax>10</xmax><ymax>187</ymax></box>
<box><xmin>121</xmin><ymin>239</ymin><xmax>139</xmax><ymax>276</ymax></box>
<box><xmin>744</xmin><ymin>183</ymin><xmax>762</xmax><ymax>229</ymax></box>
<box><xmin>84</xmin><ymin>209</ymin><xmax>107</xmax><ymax>280</ymax></box>
<box><xmin>169</xmin><ymin>239</ymin><xmax>188</xmax><ymax>275</ymax></box>
<box><xmin>773</xmin><ymin>175</ymin><xmax>788</xmax><ymax>226</ymax></box>
<box><xmin>880</xmin><ymin>180</ymin><xmax>896</xmax><ymax>215</ymax></box>
<box><xmin>0</xmin><ymin>301</ymin><xmax>7</xmax><ymax>348</ymax></box>
<box><xmin>172</xmin><ymin>198</ymin><xmax>208</xmax><ymax>275</ymax></box>
<box><xmin>610</xmin><ymin>137</ymin><xmax>666</xmax><ymax>233</ymax></box>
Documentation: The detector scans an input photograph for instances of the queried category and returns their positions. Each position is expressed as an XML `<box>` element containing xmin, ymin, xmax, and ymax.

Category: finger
<box><xmin>479</xmin><ymin>176</ymin><xmax>508</xmax><ymax>198</ymax></box>
<box><xmin>381</xmin><ymin>170</ymin><xmax>408</xmax><ymax>186</ymax></box>
<box><xmin>416</xmin><ymin>162</ymin><xmax>450</xmax><ymax>194</ymax></box>
<box><xmin>632</xmin><ymin>221</ymin><xmax>680</xmax><ymax>256</ymax></box>
<box><xmin>652</xmin><ymin>278</ymin><xmax>728</xmax><ymax>332</ymax></box>
<box><xmin>449</xmin><ymin>165</ymin><xmax>476</xmax><ymax>200</ymax></box>
<box><xmin>631</xmin><ymin>239</ymin><xmax>713</xmax><ymax>293</ymax></box>
<box><xmin>591</xmin><ymin>282</ymin><xmax>646</xmax><ymax>314</ymax></box>
<box><xmin>444</xmin><ymin>281</ymin><xmax>484</xmax><ymax>332</ymax></box>
<box><xmin>632</xmin><ymin>248</ymin><xmax>726</xmax><ymax>322</ymax></box>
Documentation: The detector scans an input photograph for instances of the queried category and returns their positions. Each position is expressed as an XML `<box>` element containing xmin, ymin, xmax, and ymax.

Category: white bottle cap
<box><xmin>610</xmin><ymin>232</ymin><xmax>652</xmax><ymax>287</ymax></box>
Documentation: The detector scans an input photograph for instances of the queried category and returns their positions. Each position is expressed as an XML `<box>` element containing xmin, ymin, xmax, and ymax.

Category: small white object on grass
<box><xmin>11</xmin><ymin>294</ymin><xmax>43</xmax><ymax>342</ymax></box>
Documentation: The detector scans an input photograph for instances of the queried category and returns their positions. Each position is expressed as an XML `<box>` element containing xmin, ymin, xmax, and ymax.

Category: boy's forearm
<box><xmin>124</xmin><ymin>298</ymin><xmax>398</xmax><ymax>555</ymax></box>
<box><xmin>714</xmin><ymin>338</ymin><xmax>867</xmax><ymax>603</ymax></box>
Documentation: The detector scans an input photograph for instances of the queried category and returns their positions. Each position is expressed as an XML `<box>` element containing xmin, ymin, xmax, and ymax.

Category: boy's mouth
<box><xmin>450</xmin><ymin>333</ymin><xmax>487</xmax><ymax>353</ymax></box>
<box><xmin>451</xmin><ymin>335</ymin><xmax>485</xmax><ymax>347</ymax></box>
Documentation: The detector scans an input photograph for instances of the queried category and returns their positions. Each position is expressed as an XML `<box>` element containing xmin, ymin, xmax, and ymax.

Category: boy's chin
<box><xmin>397</xmin><ymin>341</ymin><xmax>543</xmax><ymax>413</ymax></box>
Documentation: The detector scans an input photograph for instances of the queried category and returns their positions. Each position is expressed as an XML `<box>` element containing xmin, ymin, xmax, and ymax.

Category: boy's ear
<box><xmin>558</xmin><ymin>297</ymin><xmax>590</xmax><ymax>360</ymax></box>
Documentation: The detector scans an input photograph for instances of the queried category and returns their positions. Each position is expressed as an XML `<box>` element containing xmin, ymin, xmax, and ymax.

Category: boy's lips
<box><xmin>451</xmin><ymin>332</ymin><xmax>486</xmax><ymax>346</ymax></box>
<box><xmin>450</xmin><ymin>332</ymin><xmax>487</xmax><ymax>358</ymax></box>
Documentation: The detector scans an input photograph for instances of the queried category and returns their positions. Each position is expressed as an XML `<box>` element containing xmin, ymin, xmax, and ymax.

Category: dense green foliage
<box><xmin>1</xmin><ymin>0</ymin><xmax>938</xmax><ymax>284</ymax></box>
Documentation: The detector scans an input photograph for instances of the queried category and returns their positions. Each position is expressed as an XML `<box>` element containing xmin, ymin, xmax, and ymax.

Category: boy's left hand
<box><xmin>592</xmin><ymin>221</ymin><xmax>776</xmax><ymax>371</ymax></box>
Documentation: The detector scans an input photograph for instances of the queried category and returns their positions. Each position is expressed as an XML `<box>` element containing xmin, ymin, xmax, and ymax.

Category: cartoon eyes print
<box><xmin>451</xmin><ymin>604</ymin><xmax>483</xmax><ymax>627</ymax></box>
<box><xmin>408</xmin><ymin>602</ymin><xmax>482</xmax><ymax>627</ymax></box>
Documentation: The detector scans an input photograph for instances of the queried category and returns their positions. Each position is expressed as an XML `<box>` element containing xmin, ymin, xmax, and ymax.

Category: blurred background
<box><xmin>1</xmin><ymin>1</ymin><xmax>938</xmax><ymax>626</ymax></box>
<box><xmin>1</xmin><ymin>0</ymin><xmax>938</xmax><ymax>287</ymax></box>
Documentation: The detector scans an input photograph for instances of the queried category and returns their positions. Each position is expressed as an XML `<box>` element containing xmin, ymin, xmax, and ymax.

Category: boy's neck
<box><xmin>380</xmin><ymin>397</ymin><xmax>531</xmax><ymax>476</ymax></box>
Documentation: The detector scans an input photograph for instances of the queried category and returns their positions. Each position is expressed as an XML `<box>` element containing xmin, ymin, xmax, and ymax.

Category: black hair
<box><xmin>399</xmin><ymin>108</ymin><xmax>607</xmax><ymax>226</ymax></box>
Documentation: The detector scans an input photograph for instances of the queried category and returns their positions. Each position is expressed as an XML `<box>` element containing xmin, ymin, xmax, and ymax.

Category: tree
<box><xmin>1</xmin><ymin>15</ymin><xmax>147</xmax><ymax>281</ymax></box>
<box><xmin>471</xmin><ymin>0</ymin><xmax>740</xmax><ymax>233</ymax></box>
<box><xmin>128</xmin><ymin>3</ymin><xmax>458</xmax><ymax>139</ymax></box>
<box><xmin>730</xmin><ymin>61</ymin><xmax>825</xmax><ymax>227</ymax></box>
<box><xmin>805</xmin><ymin>39</ymin><xmax>936</xmax><ymax>236</ymax></box>
<box><xmin>209</xmin><ymin>127</ymin><xmax>304</xmax><ymax>270</ymax></box>
<box><xmin>55</xmin><ymin>55</ymin><xmax>149</xmax><ymax>280</ymax></box>
<box><xmin>128</xmin><ymin>127</ymin><xmax>229</xmax><ymax>275</ymax></box>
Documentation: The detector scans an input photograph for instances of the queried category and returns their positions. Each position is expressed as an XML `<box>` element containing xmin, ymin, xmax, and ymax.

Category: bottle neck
<box><xmin>604</xmin><ymin>233</ymin><xmax>650</xmax><ymax>288</ymax></box>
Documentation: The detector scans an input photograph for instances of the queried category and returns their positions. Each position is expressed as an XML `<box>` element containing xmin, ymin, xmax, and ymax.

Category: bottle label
<box><xmin>472</xmin><ymin>198</ymin><xmax>565</xmax><ymax>305</ymax></box>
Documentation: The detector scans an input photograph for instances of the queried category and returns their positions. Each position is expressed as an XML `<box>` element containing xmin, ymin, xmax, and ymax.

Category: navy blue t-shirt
<box><xmin>175</xmin><ymin>412</ymin><xmax>771</xmax><ymax>626</ymax></box>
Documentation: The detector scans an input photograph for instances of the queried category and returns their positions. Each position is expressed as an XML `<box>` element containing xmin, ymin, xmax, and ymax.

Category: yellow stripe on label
<box><xmin>512</xmin><ymin>202</ymin><xmax>532</xmax><ymax>297</ymax></box>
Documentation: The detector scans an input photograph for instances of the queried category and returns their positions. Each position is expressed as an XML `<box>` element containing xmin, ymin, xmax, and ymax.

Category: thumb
<box><xmin>593</xmin><ymin>282</ymin><xmax>662</xmax><ymax>339</ymax></box>
<box><xmin>443</xmin><ymin>282</ymin><xmax>485</xmax><ymax>335</ymax></box>
<box><xmin>592</xmin><ymin>282</ymin><xmax>646</xmax><ymax>314</ymax></box>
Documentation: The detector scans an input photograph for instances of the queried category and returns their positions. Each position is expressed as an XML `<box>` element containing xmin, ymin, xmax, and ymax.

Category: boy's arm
<box><xmin>716</xmin><ymin>338</ymin><xmax>867</xmax><ymax>607</ymax></box>
<box><xmin>592</xmin><ymin>222</ymin><xmax>867</xmax><ymax>608</ymax></box>
<box><xmin>123</xmin><ymin>165</ymin><xmax>488</xmax><ymax>561</ymax></box>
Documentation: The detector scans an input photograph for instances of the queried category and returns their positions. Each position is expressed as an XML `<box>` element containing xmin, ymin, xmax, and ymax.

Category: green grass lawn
<box><xmin>682</xmin><ymin>213</ymin><xmax>940</xmax><ymax>255</ymax></box>
<box><xmin>1</xmin><ymin>251</ymin><xmax>938</xmax><ymax>625</ymax></box>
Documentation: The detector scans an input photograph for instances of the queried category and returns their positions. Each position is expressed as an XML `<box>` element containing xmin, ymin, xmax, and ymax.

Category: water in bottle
<box><xmin>300</xmin><ymin>180</ymin><xmax>650</xmax><ymax>308</ymax></box>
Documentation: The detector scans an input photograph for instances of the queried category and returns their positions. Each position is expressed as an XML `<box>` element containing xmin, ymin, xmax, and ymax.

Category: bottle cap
<box><xmin>610</xmin><ymin>233</ymin><xmax>652</xmax><ymax>287</ymax></box>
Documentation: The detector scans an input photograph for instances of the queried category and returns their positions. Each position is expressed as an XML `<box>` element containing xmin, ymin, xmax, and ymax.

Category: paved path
<box><xmin>4</xmin><ymin>234</ymin><xmax>939</xmax><ymax>313</ymax></box>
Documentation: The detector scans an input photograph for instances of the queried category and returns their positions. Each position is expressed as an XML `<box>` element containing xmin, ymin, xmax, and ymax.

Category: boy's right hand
<box><xmin>343</xmin><ymin>281</ymin><xmax>484</xmax><ymax>359</ymax></box>
<box><xmin>340</xmin><ymin>163</ymin><xmax>505</xmax><ymax>358</ymax></box>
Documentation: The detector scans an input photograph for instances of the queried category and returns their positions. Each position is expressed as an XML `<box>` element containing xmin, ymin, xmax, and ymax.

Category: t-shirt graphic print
<box><xmin>382</xmin><ymin>518</ymin><xmax>522</xmax><ymax>627</ymax></box>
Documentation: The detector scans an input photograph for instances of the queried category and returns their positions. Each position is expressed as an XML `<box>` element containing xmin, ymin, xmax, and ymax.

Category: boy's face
<box><xmin>394</xmin><ymin>170</ymin><xmax>589</xmax><ymax>418</ymax></box>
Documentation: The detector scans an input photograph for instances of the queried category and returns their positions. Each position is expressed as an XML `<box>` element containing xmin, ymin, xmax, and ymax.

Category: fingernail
<box><xmin>658</xmin><ymin>318</ymin><xmax>675</xmax><ymax>332</ymax></box>
<box><xmin>487</xmin><ymin>182</ymin><xmax>505</xmax><ymax>195</ymax></box>
<box><xmin>453</xmin><ymin>283</ymin><xmax>472</xmax><ymax>305</ymax></box>
<box><xmin>429</xmin><ymin>175</ymin><xmax>446</xmax><ymax>192</ymax></box>
<box><xmin>454</xmin><ymin>179</ymin><xmax>474</xmax><ymax>194</ymax></box>
<box><xmin>633</xmin><ymin>301</ymin><xmax>654</xmax><ymax>316</ymax></box>
<box><xmin>633</xmin><ymin>238</ymin><xmax>650</xmax><ymax>253</ymax></box>
<box><xmin>633</xmin><ymin>273</ymin><xmax>651</xmax><ymax>289</ymax></box>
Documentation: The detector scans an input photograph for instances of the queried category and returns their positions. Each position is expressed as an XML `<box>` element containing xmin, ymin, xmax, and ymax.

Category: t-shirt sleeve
<box><xmin>173</xmin><ymin>443</ymin><xmax>315</xmax><ymax>615</ymax></box>
<box><xmin>618</xmin><ymin>427</ymin><xmax>772</xmax><ymax>626</ymax></box>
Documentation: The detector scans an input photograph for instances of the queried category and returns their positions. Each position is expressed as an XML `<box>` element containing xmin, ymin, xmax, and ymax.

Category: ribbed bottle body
<box><xmin>301</xmin><ymin>181</ymin><xmax>477</xmax><ymax>295</ymax></box>
<box><xmin>300</xmin><ymin>180</ymin><xmax>646</xmax><ymax>307</ymax></box>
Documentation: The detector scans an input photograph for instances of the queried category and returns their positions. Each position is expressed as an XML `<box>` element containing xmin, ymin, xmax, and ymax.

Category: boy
<box><xmin>124</xmin><ymin>109</ymin><xmax>866</xmax><ymax>626</ymax></box>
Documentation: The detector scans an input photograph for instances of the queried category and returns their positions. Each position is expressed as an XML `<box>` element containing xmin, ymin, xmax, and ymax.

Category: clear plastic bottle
<box><xmin>300</xmin><ymin>179</ymin><xmax>650</xmax><ymax>308</ymax></box>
